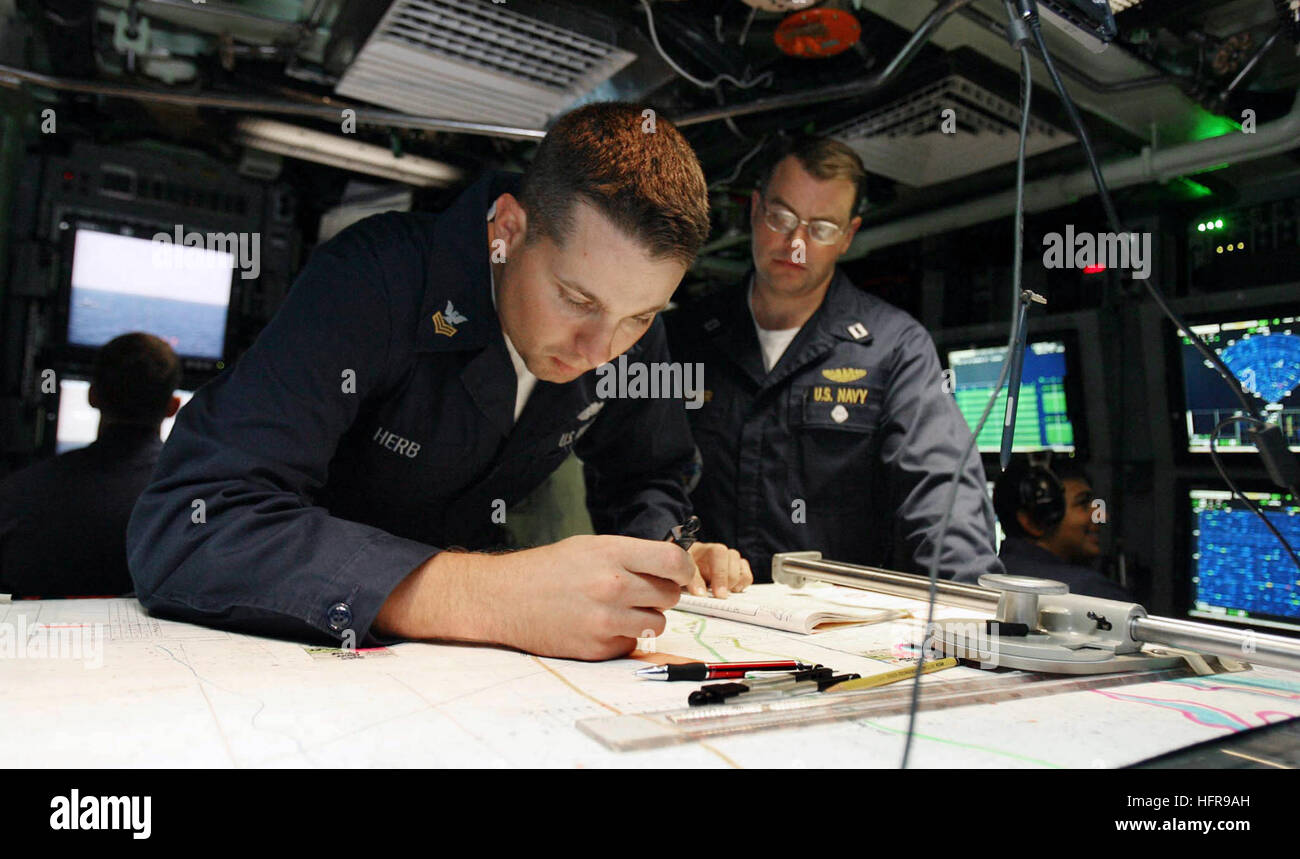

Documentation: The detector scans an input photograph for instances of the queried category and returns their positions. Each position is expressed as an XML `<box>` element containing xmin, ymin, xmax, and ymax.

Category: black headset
<box><xmin>1018</xmin><ymin>460</ymin><xmax>1066</xmax><ymax>532</ymax></box>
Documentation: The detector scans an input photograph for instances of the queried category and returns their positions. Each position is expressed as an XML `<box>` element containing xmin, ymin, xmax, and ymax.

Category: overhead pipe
<box><xmin>0</xmin><ymin>63</ymin><xmax>547</xmax><ymax>141</ymax></box>
<box><xmin>842</xmin><ymin>87</ymin><xmax>1300</xmax><ymax>257</ymax></box>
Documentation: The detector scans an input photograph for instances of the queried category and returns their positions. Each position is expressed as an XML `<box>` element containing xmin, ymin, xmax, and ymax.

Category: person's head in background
<box><xmin>750</xmin><ymin>137</ymin><xmax>866</xmax><ymax>321</ymax></box>
<box><xmin>88</xmin><ymin>333</ymin><xmax>181</xmax><ymax>435</ymax></box>
<box><xmin>488</xmin><ymin>101</ymin><xmax>710</xmax><ymax>383</ymax></box>
<box><xmin>994</xmin><ymin>458</ymin><xmax>1104</xmax><ymax>566</ymax></box>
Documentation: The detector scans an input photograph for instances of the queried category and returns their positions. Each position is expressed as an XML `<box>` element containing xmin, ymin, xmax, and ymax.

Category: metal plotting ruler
<box><xmin>576</xmin><ymin>664</ymin><xmax>1239</xmax><ymax>752</ymax></box>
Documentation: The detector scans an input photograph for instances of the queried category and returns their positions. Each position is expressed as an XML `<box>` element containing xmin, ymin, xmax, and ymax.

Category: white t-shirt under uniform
<box><xmin>487</xmin><ymin>201</ymin><xmax>537</xmax><ymax>423</ymax></box>
<box><xmin>749</xmin><ymin>282</ymin><xmax>800</xmax><ymax>373</ymax></box>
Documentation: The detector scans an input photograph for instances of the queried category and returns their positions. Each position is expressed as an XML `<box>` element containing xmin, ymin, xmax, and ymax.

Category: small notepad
<box><xmin>674</xmin><ymin>584</ymin><xmax>911</xmax><ymax>635</ymax></box>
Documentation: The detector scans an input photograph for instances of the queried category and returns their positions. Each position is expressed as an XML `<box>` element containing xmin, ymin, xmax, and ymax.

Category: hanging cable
<box><xmin>900</xmin><ymin>0</ymin><xmax>1037</xmax><ymax>771</ymax></box>
<box><xmin>709</xmin><ymin>135</ymin><xmax>768</xmax><ymax>189</ymax></box>
<box><xmin>1209</xmin><ymin>416</ymin><xmax>1300</xmax><ymax>570</ymax></box>
<box><xmin>639</xmin><ymin>0</ymin><xmax>774</xmax><ymax>91</ymax></box>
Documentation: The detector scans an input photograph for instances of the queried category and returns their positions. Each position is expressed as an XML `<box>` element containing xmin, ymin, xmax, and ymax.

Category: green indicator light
<box><xmin>1215</xmin><ymin>219</ymin><xmax>1224</xmax><ymax>228</ymax></box>
<box><xmin>1198</xmin><ymin>223</ymin><xmax>1206</xmax><ymax>231</ymax></box>
<box><xmin>1179</xmin><ymin>178</ymin><xmax>1214</xmax><ymax>198</ymax></box>
<box><xmin>1190</xmin><ymin>113</ymin><xmax>1241</xmax><ymax>141</ymax></box>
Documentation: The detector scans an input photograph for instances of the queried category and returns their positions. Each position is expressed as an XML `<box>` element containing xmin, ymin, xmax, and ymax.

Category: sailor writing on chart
<box><xmin>128</xmin><ymin>103</ymin><xmax>751</xmax><ymax>661</ymax></box>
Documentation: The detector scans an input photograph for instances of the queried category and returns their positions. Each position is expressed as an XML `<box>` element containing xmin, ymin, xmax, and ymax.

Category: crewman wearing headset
<box><xmin>991</xmin><ymin>457</ymin><xmax>1132</xmax><ymax>600</ymax></box>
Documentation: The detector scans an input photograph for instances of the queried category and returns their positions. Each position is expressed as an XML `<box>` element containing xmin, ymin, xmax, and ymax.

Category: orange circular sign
<box><xmin>774</xmin><ymin>9</ymin><xmax>862</xmax><ymax>58</ymax></box>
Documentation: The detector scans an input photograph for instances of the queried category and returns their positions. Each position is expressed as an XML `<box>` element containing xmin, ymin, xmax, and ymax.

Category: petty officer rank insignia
<box><xmin>431</xmin><ymin>300</ymin><xmax>467</xmax><ymax>337</ymax></box>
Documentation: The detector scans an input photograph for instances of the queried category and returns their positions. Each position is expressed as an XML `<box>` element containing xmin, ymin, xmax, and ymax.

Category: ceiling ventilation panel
<box><xmin>826</xmin><ymin>75</ymin><xmax>1075</xmax><ymax>188</ymax></box>
<box><xmin>333</xmin><ymin>0</ymin><xmax>636</xmax><ymax>130</ymax></box>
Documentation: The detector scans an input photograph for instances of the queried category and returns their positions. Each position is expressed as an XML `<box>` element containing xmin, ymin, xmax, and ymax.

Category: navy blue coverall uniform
<box><xmin>664</xmin><ymin>270</ymin><xmax>1004</xmax><ymax>583</ymax></box>
<box><xmin>126</xmin><ymin>172</ymin><xmax>695</xmax><ymax>645</ymax></box>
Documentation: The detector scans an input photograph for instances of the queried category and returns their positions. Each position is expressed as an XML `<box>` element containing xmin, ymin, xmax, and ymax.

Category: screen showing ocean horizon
<box><xmin>67</xmin><ymin>228</ymin><xmax>233</xmax><ymax>360</ymax></box>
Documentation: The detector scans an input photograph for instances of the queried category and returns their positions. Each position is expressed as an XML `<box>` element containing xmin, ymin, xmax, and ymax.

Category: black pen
<box><xmin>687</xmin><ymin>667</ymin><xmax>832</xmax><ymax>705</ymax></box>
<box><xmin>735</xmin><ymin>666</ymin><xmax>834</xmax><ymax>688</ymax></box>
<box><xmin>664</xmin><ymin>515</ymin><xmax>702</xmax><ymax>551</ymax></box>
<box><xmin>724</xmin><ymin>673</ymin><xmax>861</xmax><ymax>705</ymax></box>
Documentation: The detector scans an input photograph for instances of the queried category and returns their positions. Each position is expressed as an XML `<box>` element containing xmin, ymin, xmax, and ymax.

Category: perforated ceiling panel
<box><xmin>334</xmin><ymin>0</ymin><xmax>636</xmax><ymax>129</ymax></box>
<box><xmin>827</xmin><ymin>75</ymin><xmax>1075</xmax><ymax>188</ymax></box>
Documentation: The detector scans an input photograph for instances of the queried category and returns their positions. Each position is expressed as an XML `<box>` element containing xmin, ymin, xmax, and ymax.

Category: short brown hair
<box><xmin>519</xmin><ymin>102</ymin><xmax>710</xmax><ymax>267</ymax></box>
<box><xmin>761</xmin><ymin>136</ymin><xmax>867</xmax><ymax>217</ymax></box>
<box><xmin>92</xmin><ymin>332</ymin><xmax>181</xmax><ymax>424</ymax></box>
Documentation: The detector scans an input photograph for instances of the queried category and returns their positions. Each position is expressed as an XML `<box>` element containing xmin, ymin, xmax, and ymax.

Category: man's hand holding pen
<box><xmin>666</xmin><ymin>516</ymin><xmax>754</xmax><ymax>599</ymax></box>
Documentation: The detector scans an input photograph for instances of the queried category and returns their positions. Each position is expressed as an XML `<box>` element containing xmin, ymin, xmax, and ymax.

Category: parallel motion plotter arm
<box><xmin>773</xmin><ymin>552</ymin><xmax>1300</xmax><ymax>675</ymax></box>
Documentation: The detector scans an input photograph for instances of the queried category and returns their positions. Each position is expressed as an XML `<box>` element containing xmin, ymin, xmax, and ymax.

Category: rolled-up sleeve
<box><xmin>878</xmin><ymin>324</ymin><xmax>1005</xmax><ymax>582</ymax></box>
<box><xmin>126</xmin><ymin>215</ymin><xmax>437</xmax><ymax>645</ymax></box>
<box><xmin>576</xmin><ymin>320</ymin><xmax>695</xmax><ymax>541</ymax></box>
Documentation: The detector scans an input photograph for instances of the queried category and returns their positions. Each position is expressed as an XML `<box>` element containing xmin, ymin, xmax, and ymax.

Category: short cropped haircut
<box><xmin>760</xmin><ymin>136</ymin><xmax>868</xmax><ymax>217</ymax></box>
<box><xmin>519</xmin><ymin>102</ymin><xmax>710</xmax><ymax>267</ymax></box>
<box><xmin>92</xmin><ymin>332</ymin><xmax>181</xmax><ymax>424</ymax></box>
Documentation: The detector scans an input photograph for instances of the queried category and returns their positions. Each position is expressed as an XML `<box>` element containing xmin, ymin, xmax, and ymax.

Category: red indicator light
<box><xmin>1083</xmin><ymin>264</ymin><xmax>1106</xmax><ymax>274</ymax></box>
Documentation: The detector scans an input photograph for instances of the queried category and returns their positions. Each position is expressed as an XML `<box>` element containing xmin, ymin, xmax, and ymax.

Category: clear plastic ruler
<box><xmin>577</xmin><ymin>666</ymin><xmax>1204</xmax><ymax>752</ymax></box>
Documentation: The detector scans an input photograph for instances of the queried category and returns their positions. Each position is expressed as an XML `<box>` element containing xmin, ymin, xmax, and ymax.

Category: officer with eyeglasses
<box><xmin>665</xmin><ymin>137</ymin><xmax>1004</xmax><ymax>583</ymax></box>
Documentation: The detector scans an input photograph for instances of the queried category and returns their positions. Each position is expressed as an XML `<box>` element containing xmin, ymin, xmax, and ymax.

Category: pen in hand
<box><xmin>664</xmin><ymin>515</ymin><xmax>701</xmax><ymax>551</ymax></box>
<box><xmin>665</xmin><ymin>515</ymin><xmax>709</xmax><ymax>597</ymax></box>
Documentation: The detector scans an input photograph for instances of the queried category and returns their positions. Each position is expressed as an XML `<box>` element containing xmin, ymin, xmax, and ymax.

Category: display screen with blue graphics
<box><xmin>947</xmin><ymin>341</ymin><xmax>1074</xmax><ymax>453</ymax></box>
<box><xmin>1189</xmin><ymin>489</ymin><xmax>1300</xmax><ymax>633</ymax></box>
<box><xmin>1181</xmin><ymin>315</ymin><xmax>1300</xmax><ymax>453</ymax></box>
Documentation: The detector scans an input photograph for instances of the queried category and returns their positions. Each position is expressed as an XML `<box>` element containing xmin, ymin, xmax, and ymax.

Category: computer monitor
<box><xmin>1179</xmin><ymin>313</ymin><xmax>1300</xmax><ymax>454</ymax></box>
<box><xmin>56</xmin><ymin>378</ymin><xmax>194</xmax><ymax>454</ymax></box>
<box><xmin>63</xmin><ymin>223</ymin><xmax>233</xmax><ymax>361</ymax></box>
<box><xmin>1187</xmin><ymin>488</ymin><xmax>1300</xmax><ymax>634</ymax></box>
<box><xmin>947</xmin><ymin>340</ymin><xmax>1077</xmax><ymax>454</ymax></box>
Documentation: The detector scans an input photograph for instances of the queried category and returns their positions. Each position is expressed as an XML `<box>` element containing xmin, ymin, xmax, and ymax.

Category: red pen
<box><xmin>634</xmin><ymin>661</ymin><xmax>817</xmax><ymax>681</ymax></box>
